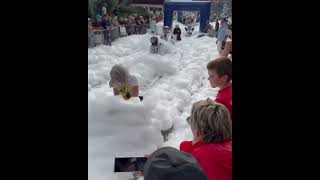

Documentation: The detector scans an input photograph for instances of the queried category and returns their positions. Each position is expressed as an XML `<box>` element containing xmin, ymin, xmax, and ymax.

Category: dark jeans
<box><xmin>126</xmin><ymin>25</ymin><xmax>135</xmax><ymax>35</ymax></box>
<box><xmin>103</xmin><ymin>29</ymin><xmax>111</xmax><ymax>46</ymax></box>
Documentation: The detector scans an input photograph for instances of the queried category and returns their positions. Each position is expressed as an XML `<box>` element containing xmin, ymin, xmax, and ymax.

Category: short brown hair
<box><xmin>207</xmin><ymin>57</ymin><xmax>232</xmax><ymax>82</ymax></box>
<box><xmin>189</xmin><ymin>100</ymin><xmax>232</xmax><ymax>143</ymax></box>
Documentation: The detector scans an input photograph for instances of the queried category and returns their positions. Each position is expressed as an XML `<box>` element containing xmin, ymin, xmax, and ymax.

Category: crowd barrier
<box><xmin>88</xmin><ymin>24</ymin><xmax>148</xmax><ymax>48</ymax></box>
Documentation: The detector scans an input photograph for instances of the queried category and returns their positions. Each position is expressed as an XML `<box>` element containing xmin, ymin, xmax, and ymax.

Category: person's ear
<box><xmin>222</xmin><ymin>75</ymin><xmax>229</xmax><ymax>82</ymax></box>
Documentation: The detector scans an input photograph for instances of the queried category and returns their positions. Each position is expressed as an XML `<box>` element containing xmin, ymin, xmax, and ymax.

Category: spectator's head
<box><xmin>109</xmin><ymin>64</ymin><xmax>129</xmax><ymax>87</ymax></box>
<box><xmin>221</xmin><ymin>19</ymin><xmax>228</xmax><ymax>26</ymax></box>
<box><xmin>102</xmin><ymin>14</ymin><xmax>108</xmax><ymax>20</ymax></box>
<box><xmin>144</xmin><ymin>147</ymin><xmax>207</xmax><ymax>180</ymax></box>
<box><xmin>112</xmin><ymin>17</ymin><xmax>118</xmax><ymax>26</ymax></box>
<box><xmin>188</xmin><ymin>100</ymin><xmax>232</xmax><ymax>143</ymax></box>
<box><xmin>207</xmin><ymin>57</ymin><xmax>232</xmax><ymax>88</ymax></box>
<box><xmin>163</xmin><ymin>26</ymin><xmax>170</xmax><ymax>33</ymax></box>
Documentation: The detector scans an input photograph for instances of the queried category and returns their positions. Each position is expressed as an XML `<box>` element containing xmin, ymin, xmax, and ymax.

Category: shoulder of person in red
<box><xmin>215</xmin><ymin>85</ymin><xmax>232</xmax><ymax>118</ymax></box>
<box><xmin>180</xmin><ymin>140</ymin><xmax>232</xmax><ymax>180</ymax></box>
<box><xmin>180</xmin><ymin>140</ymin><xmax>232</xmax><ymax>156</ymax></box>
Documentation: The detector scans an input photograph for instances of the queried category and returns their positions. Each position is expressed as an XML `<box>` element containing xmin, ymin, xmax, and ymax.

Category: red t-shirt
<box><xmin>180</xmin><ymin>140</ymin><xmax>232</xmax><ymax>180</ymax></box>
<box><xmin>215</xmin><ymin>85</ymin><xmax>232</xmax><ymax>118</ymax></box>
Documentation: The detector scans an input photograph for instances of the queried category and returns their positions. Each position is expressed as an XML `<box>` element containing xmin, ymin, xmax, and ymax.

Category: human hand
<box><xmin>135</xmin><ymin>154</ymin><xmax>150</xmax><ymax>177</ymax></box>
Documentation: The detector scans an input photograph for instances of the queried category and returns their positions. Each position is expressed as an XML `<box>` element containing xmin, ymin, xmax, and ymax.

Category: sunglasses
<box><xmin>186</xmin><ymin>116</ymin><xmax>191</xmax><ymax>125</ymax></box>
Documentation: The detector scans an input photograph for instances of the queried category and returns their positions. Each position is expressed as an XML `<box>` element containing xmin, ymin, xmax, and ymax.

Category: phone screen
<box><xmin>114</xmin><ymin>157</ymin><xmax>148</xmax><ymax>172</ymax></box>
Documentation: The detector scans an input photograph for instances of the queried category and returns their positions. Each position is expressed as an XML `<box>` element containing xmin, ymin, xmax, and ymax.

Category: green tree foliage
<box><xmin>89</xmin><ymin>0</ymin><xmax>147</xmax><ymax>19</ymax></box>
<box><xmin>211</xmin><ymin>0</ymin><xmax>232</xmax><ymax>15</ymax></box>
<box><xmin>89</xmin><ymin>0</ymin><xmax>119</xmax><ymax>18</ymax></box>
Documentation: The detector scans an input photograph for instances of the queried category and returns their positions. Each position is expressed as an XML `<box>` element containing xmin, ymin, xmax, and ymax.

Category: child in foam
<box><xmin>109</xmin><ymin>64</ymin><xmax>139</xmax><ymax>100</ymax></box>
<box><xmin>185</xmin><ymin>24</ymin><xmax>194</xmax><ymax>37</ymax></box>
<box><xmin>160</xmin><ymin>26</ymin><xmax>170</xmax><ymax>41</ymax></box>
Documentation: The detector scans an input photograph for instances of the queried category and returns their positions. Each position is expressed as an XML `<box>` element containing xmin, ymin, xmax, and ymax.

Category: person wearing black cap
<box><xmin>143</xmin><ymin>147</ymin><xmax>207</xmax><ymax>180</ymax></box>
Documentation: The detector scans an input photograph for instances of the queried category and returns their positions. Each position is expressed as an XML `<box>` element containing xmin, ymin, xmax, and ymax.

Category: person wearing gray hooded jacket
<box><xmin>216</xmin><ymin>19</ymin><xmax>229</xmax><ymax>54</ymax></box>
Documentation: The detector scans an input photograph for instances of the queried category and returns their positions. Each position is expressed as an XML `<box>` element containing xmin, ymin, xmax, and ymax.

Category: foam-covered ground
<box><xmin>88</xmin><ymin>21</ymin><xmax>220</xmax><ymax>180</ymax></box>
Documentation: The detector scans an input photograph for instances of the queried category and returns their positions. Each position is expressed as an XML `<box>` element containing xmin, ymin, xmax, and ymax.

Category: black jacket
<box><xmin>215</xmin><ymin>21</ymin><xmax>220</xmax><ymax>31</ymax></box>
<box><xmin>173</xmin><ymin>27</ymin><xmax>181</xmax><ymax>35</ymax></box>
<box><xmin>100</xmin><ymin>19</ymin><xmax>111</xmax><ymax>29</ymax></box>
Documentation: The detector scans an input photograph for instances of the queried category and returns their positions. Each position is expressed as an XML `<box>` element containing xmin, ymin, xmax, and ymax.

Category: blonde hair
<box><xmin>189</xmin><ymin>100</ymin><xmax>232</xmax><ymax>143</ymax></box>
<box><xmin>109</xmin><ymin>64</ymin><xmax>129</xmax><ymax>87</ymax></box>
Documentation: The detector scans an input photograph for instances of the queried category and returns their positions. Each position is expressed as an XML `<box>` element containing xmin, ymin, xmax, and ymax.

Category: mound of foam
<box><xmin>89</xmin><ymin>95</ymin><xmax>163</xmax><ymax>180</ymax></box>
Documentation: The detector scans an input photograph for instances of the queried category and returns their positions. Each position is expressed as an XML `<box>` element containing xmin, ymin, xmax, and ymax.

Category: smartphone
<box><xmin>114</xmin><ymin>157</ymin><xmax>148</xmax><ymax>172</ymax></box>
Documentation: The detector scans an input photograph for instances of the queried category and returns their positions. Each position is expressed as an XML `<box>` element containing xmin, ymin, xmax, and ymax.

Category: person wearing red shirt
<box><xmin>180</xmin><ymin>100</ymin><xmax>232</xmax><ymax>180</ymax></box>
<box><xmin>207</xmin><ymin>57</ymin><xmax>232</xmax><ymax>118</ymax></box>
